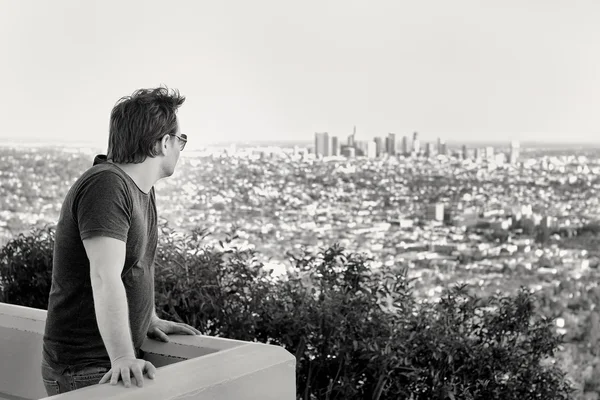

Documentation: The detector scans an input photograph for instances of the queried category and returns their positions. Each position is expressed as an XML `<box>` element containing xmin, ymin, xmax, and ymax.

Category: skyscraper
<box><xmin>386</xmin><ymin>133</ymin><xmax>396</xmax><ymax>156</ymax></box>
<box><xmin>355</xmin><ymin>140</ymin><xmax>368</xmax><ymax>157</ymax></box>
<box><xmin>440</xmin><ymin>142</ymin><xmax>448</xmax><ymax>156</ymax></box>
<box><xmin>462</xmin><ymin>144</ymin><xmax>468</xmax><ymax>160</ymax></box>
<box><xmin>367</xmin><ymin>140</ymin><xmax>377</xmax><ymax>158</ymax></box>
<box><xmin>314</xmin><ymin>132</ymin><xmax>330</xmax><ymax>157</ymax></box>
<box><xmin>412</xmin><ymin>132</ymin><xmax>420</xmax><ymax>155</ymax></box>
<box><xmin>331</xmin><ymin>136</ymin><xmax>340</xmax><ymax>156</ymax></box>
<box><xmin>509</xmin><ymin>140</ymin><xmax>520</xmax><ymax>164</ymax></box>
<box><xmin>425</xmin><ymin>142</ymin><xmax>433</xmax><ymax>158</ymax></box>
<box><xmin>402</xmin><ymin>135</ymin><xmax>409</xmax><ymax>156</ymax></box>
<box><xmin>374</xmin><ymin>136</ymin><xmax>384</xmax><ymax>157</ymax></box>
<box><xmin>347</xmin><ymin>125</ymin><xmax>356</xmax><ymax>147</ymax></box>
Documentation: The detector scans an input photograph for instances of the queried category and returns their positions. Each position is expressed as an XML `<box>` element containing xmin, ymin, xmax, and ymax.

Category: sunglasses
<box><xmin>169</xmin><ymin>133</ymin><xmax>188</xmax><ymax>151</ymax></box>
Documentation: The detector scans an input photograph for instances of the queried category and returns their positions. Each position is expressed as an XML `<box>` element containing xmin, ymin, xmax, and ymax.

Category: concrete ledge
<box><xmin>0</xmin><ymin>302</ymin><xmax>296</xmax><ymax>400</ymax></box>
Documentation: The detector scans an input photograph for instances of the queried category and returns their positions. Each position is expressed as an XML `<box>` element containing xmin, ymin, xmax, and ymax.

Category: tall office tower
<box><xmin>314</xmin><ymin>132</ymin><xmax>330</xmax><ymax>157</ymax></box>
<box><xmin>374</xmin><ymin>136</ymin><xmax>384</xmax><ymax>157</ymax></box>
<box><xmin>347</xmin><ymin>126</ymin><xmax>356</xmax><ymax>147</ymax></box>
<box><xmin>425</xmin><ymin>142</ymin><xmax>433</xmax><ymax>158</ymax></box>
<box><xmin>440</xmin><ymin>142</ymin><xmax>448</xmax><ymax>155</ymax></box>
<box><xmin>355</xmin><ymin>140</ymin><xmax>369</xmax><ymax>157</ymax></box>
<box><xmin>462</xmin><ymin>144</ymin><xmax>468</xmax><ymax>160</ymax></box>
<box><xmin>509</xmin><ymin>140</ymin><xmax>520</xmax><ymax>164</ymax></box>
<box><xmin>412</xmin><ymin>132</ymin><xmax>420</xmax><ymax>155</ymax></box>
<box><xmin>485</xmin><ymin>146</ymin><xmax>494</xmax><ymax>160</ymax></box>
<box><xmin>437</xmin><ymin>137</ymin><xmax>443</xmax><ymax>154</ymax></box>
<box><xmin>426</xmin><ymin>203</ymin><xmax>445</xmax><ymax>221</ymax></box>
<box><xmin>367</xmin><ymin>140</ymin><xmax>377</xmax><ymax>158</ymax></box>
<box><xmin>474</xmin><ymin>147</ymin><xmax>481</xmax><ymax>160</ymax></box>
<box><xmin>331</xmin><ymin>136</ymin><xmax>340</xmax><ymax>156</ymax></box>
<box><xmin>402</xmin><ymin>135</ymin><xmax>409</xmax><ymax>156</ymax></box>
<box><xmin>386</xmin><ymin>133</ymin><xmax>396</xmax><ymax>155</ymax></box>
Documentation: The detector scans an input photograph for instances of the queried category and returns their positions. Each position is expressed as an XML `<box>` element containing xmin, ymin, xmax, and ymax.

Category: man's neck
<box><xmin>112</xmin><ymin>161</ymin><xmax>160</xmax><ymax>194</ymax></box>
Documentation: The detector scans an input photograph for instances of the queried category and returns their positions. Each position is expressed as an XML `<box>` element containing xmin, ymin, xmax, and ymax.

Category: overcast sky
<box><xmin>0</xmin><ymin>0</ymin><xmax>598</xmax><ymax>149</ymax></box>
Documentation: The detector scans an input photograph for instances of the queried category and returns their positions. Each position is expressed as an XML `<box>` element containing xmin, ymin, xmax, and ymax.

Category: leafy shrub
<box><xmin>0</xmin><ymin>225</ymin><xmax>54</xmax><ymax>308</ymax></box>
<box><xmin>1</xmin><ymin>225</ymin><xmax>575</xmax><ymax>399</ymax></box>
<box><xmin>154</xmin><ymin>224</ymin><xmax>574</xmax><ymax>399</ymax></box>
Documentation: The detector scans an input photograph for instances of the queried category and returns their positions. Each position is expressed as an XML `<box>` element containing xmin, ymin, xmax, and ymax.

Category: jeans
<box><xmin>40</xmin><ymin>357</ymin><xmax>110</xmax><ymax>396</ymax></box>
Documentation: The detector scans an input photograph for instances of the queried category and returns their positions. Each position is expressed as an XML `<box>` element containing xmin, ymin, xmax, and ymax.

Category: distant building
<box><xmin>494</xmin><ymin>153</ymin><xmax>506</xmax><ymax>165</ymax></box>
<box><xmin>374</xmin><ymin>136</ymin><xmax>384</xmax><ymax>157</ymax></box>
<box><xmin>436</xmin><ymin>137</ymin><xmax>443</xmax><ymax>154</ymax></box>
<box><xmin>485</xmin><ymin>146</ymin><xmax>494</xmax><ymax>160</ymax></box>
<box><xmin>412</xmin><ymin>132</ymin><xmax>420</xmax><ymax>155</ymax></box>
<box><xmin>443</xmin><ymin>206</ymin><xmax>454</xmax><ymax>225</ymax></box>
<box><xmin>347</xmin><ymin>126</ymin><xmax>356</xmax><ymax>147</ymax></box>
<box><xmin>462</xmin><ymin>144</ymin><xmax>468</xmax><ymax>160</ymax></box>
<box><xmin>509</xmin><ymin>140</ymin><xmax>520</xmax><ymax>164</ymax></box>
<box><xmin>314</xmin><ymin>132</ymin><xmax>330</xmax><ymax>157</ymax></box>
<box><xmin>425</xmin><ymin>142</ymin><xmax>433</xmax><ymax>158</ymax></box>
<box><xmin>355</xmin><ymin>140</ymin><xmax>368</xmax><ymax>157</ymax></box>
<box><xmin>386</xmin><ymin>133</ymin><xmax>396</xmax><ymax>156</ymax></box>
<box><xmin>541</xmin><ymin>215</ymin><xmax>556</xmax><ymax>229</ymax></box>
<box><xmin>331</xmin><ymin>136</ymin><xmax>340</xmax><ymax>156</ymax></box>
<box><xmin>426</xmin><ymin>203</ymin><xmax>444</xmax><ymax>221</ymax></box>
<box><xmin>440</xmin><ymin>142</ymin><xmax>448</xmax><ymax>156</ymax></box>
<box><xmin>340</xmin><ymin>145</ymin><xmax>355</xmax><ymax>158</ymax></box>
<box><xmin>367</xmin><ymin>141</ymin><xmax>377</xmax><ymax>158</ymax></box>
<box><xmin>402</xmin><ymin>136</ymin><xmax>409</xmax><ymax>156</ymax></box>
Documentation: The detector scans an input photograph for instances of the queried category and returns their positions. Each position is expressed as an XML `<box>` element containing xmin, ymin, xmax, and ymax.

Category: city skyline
<box><xmin>313</xmin><ymin>130</ymin><xmax>520</xmax><ymax>160</ymax></box>
<box><xmin>1</xmin><ymin>1</ymin><xmax>599</xmax><ymax>146</ymax></box>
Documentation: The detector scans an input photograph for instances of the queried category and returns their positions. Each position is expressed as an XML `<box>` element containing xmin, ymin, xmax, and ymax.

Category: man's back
<box><xmin>42</xmin><ymin>155</ymin><xmax>158</xmax><ymax>370</ymax></box>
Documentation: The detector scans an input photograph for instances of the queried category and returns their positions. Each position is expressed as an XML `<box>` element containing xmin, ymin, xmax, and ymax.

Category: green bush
<box><xmin>0</xmin><ymin>225</ymin><xmax>575</xmax><ymax>399</ymax></box>
<box><xmin>0</xmin><ymin>225</ymin><xmax>54</xmax><ymax>309</ymax></box>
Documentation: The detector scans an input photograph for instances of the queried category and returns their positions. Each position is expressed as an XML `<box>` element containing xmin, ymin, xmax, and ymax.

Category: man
<box><xmin>41</xmin><ymin>87</ymin><xmax>200</xmax><ymax>395</ymax></box>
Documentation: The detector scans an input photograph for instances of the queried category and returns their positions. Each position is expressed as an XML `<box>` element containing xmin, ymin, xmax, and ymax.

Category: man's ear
<box><xmin>157</xmin><ymin>135</ymin><xmax>170</xmax><ymax>156</ymax></box>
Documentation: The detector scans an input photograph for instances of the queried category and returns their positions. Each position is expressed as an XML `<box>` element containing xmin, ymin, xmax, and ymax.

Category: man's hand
<box><xmin>147</xmin><ymin>317</ymin><xmax>201</xmax><ymax>342</ymax></box>
<box><xmin>99</xmin><ymin>356</ymin><xmax>156</xmax><ymax>388</ymax></box>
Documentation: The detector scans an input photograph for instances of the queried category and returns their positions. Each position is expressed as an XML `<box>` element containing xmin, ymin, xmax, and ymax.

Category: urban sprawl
<box><xmin>0</xmin><ymin>135</ymin><xmax>597</xmax><ymax>301</ymax></box>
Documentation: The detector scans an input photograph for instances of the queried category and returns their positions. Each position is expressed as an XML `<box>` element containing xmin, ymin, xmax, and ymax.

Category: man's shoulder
<box><xmin>68</xmin><ymin>163</ymin><xmax>132</xmax><ymax>204</ymax></box>
<box><xmin>78</xmin><ymin>163</ymin><xmax>128</xmax><ymax>188</ymax></box>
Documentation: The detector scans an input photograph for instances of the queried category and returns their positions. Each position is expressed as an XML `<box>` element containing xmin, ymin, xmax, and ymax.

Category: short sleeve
<box><xmin>74</xmin><ymin>171</ymin><xmax>132</xmax><ymax>242</ymax></box>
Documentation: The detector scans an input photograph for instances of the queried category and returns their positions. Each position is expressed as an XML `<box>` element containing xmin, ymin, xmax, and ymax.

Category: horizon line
<box><xmin>2</xmin><ymin>137</ymin><xmax>600</xmax><ymax>149</ymax></box>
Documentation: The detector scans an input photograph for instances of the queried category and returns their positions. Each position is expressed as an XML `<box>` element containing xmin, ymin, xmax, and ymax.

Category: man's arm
<box><xmin>84</xmin><ymin>236</ymin><xmax>155</xmax><ymax>388</ymax></box>
<box><xmin>85</xmin><ymin>236</ymin><xmax>135</xmax><ymax>361</ymax></box>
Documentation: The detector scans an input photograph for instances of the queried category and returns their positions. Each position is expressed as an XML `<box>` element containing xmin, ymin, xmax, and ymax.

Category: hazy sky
<box><xmin>0</xmin><ymin>0</ymin><xmax>599</xmax><ymax>148</ymax></box>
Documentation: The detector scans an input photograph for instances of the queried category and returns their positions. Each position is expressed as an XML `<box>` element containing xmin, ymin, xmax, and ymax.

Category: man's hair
<box><xmin>107</xmin><ymin>87</ymin><xmax>186</xmax><ymax>163</ymax></box>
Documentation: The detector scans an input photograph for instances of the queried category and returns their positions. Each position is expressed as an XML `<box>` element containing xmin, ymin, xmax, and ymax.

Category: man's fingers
<box><xmin>153</xmin><ymin>328</ymin><xmax>170</xmax><ymax>342</ymax></box>
<box><xmin>176</xmin><ymin>323</ymin><xmax>199</xmax><ymax>335</ymax></box>
<box><xmin>99</xmin><ymin>369</ymin><xmax>112</xmax><ymax>384</ymax></box>
<box><xmin>144</xmin><ymin>361</ymin><xmax>157</xmax><ymax>379</ymax></box>
<box><xmin>131</xmin><ymin>365</ymin><xmax>144</xmax><ymax>387</ymax></box>
<box><xmin>110</xmin><ymin>369</ymin><xmax>120</xmax><ymax>386</ymax></box>
<box><xmin>120</xmin><ymin>367</ymin><xmax>132</xmax><ymax>388</ymax></box>
<box><xmin>183</xmin><ymin>324</ymin><xmax>202</xmax><ymax>335</ymax></box>
<box><xmin>130</xmin><ymin>376</ymin><xmax>138</xmax><ymax>387</ymax></box>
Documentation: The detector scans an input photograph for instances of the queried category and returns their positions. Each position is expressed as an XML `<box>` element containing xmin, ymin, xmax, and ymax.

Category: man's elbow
<box><xmin>90</xmin><ymin>265</ymin><xmax>122</xmax><ymax>291</ymax></box>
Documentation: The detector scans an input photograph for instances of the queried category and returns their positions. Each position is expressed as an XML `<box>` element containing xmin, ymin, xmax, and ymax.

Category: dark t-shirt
<box><xmin>42</xmin><ymin>155</ymin><xmax>158</xmax><ymax>369</ymax></box>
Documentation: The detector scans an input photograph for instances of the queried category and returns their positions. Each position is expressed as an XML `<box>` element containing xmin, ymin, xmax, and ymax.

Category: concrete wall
<box><xmin>0</xmin><ymin>303</ymin><xmax>296</xmax><ymax>400</ymax></box>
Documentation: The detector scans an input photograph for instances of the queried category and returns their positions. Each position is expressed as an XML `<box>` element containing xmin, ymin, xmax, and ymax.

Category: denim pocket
<box><xmin>72</xmin><ymin>367</ymin><xmax>109</xmax><ymax>390</ymax></box>
<box><xmin>42</xmin><ymin>378</ymin><xmax>61</xmax><ymax>396</ymax></box>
